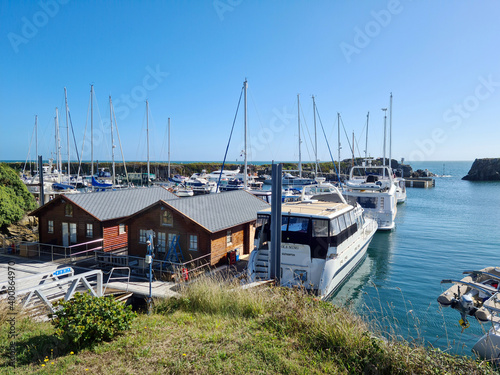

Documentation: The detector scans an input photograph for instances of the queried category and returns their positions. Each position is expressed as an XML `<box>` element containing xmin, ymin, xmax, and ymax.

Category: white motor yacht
<box><xmin>343</xmin><ymin>163</ymin><xmax>397</xmax><ymax>231</ymax></box>
<box><xmin>247</xmin><ymin>187</ymin><xmax>377</xmax><ymax>299</ymax></box>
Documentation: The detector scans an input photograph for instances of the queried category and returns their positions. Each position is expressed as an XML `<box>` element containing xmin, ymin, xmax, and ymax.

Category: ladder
<box><xmin>164</xmin><ymin>235</ymin><xmax>184</xmax><ymax>263</ymax></box>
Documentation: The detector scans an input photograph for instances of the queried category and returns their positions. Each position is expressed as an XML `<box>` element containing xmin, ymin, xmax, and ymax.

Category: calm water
<box><xmin>331</xmin><ymin>161</ymin><xmax>500</xmax><ymax>357</ymax></box>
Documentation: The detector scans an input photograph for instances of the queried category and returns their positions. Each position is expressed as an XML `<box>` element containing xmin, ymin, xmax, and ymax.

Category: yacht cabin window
<box><xmin>312</xmin><ymin>219</ymin><xmax>328</xmax><ymax>237</ymax></box>
<box><xmin>329</xmin><ymin>218</ymin><xmax>340</xmax><ymax>236</ymax></box>
<box><xmin>338</xmin><ymin>215</ymin><xmax>347</xmax><ymax>232</ymax></box>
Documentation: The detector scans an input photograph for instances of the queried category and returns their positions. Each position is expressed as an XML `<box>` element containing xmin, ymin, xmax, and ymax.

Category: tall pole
<box><xmin>389</xmin><ymin>93</ymin><xmax>393</xmax><ymax>171</ymax></box>
<box><xmin>243</xmin><ymin>79</ymin><xmax>248</xmax><ymax>190</ymax></box>
<box><xmin>365</xmin><ymin>112</ymin><xmax>369</xmax><ymax>159</ymax></box>
<box><xmin>64</xmin><ymin>88</ymin><xmax>70</xmax><ymax>179</ymax></box>
<box><xmin>35</xmin><ymin>115</ymin><xmax>38</xmax><ymax>172</ymax></box>
<box><xmin>109</xmin><ymin>96</ymin><xmax>116</xmax><ymax>186</ymax></box>
<box><xmin>313</xmin><ymin>95</ymin><xmax>317</xmax><ymax>176</ymax></box>
<box><xmin>146</xmin><ymin>100</ymin><xmax>150</xmax><ymax>186</ymax></box>
<box><xmin>382</xmin><ymin>108</ymin><xmax>387</xmax><ymax>177</ymax></box>
<box><xmin>337</xmin><ymin>113</ymin><xmax>341</xmax><ymax>178</ymax></box>
<box><xmin>297</xmin><ymin>94</ymin><xmax>302</xmax><ymax>178</ymax></box>
<box><xmin>351</xmin><ymin>131</ymin><xmax>355</xmax><ymax>167</ymax></box>
<box><xmin>55</xmin><ymin>107</ymin><xmax>62</xmax><ymax>181</ymax></box>
<box><xmin>168</xmin><ymin>118</ymin><xmax>171</xmax><ymax>182</ymax></box>
<box><xmin>91</xmin><ymin>85</ymin><xmax>94</xmax><ymax>179</ymax></box>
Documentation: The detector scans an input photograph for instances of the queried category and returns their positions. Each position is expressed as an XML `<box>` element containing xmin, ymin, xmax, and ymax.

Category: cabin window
<box><xmin>157</xmin><ymin>232</ymin><xmax>166</xmax><ymax>253</ymax></box>
<box><xmin>86</xmin><ymin>223</ymin><xmax>93</xmax><ymax>238</ymax></box>
<box><xmin>338</xmin><ymin>215</ymin><xmax>347</xmax><ymax>232</ymax></box>
<box><xmin>226</xmin><ymin>230</ymin><xmax>232</xmax><ymax>246</ymax></box>
<box><xmin>356</xmin><ymin>197</ymin><xmax>377</xmax><ymax>209</ymax></box>
<box><xmin>286</xmin><ymin>217</ymin><xmax>309</xmax><ymax>233</ymax></box>
<box><xmin>139</xmin><ymin>229</ymin><xmax>147</xmax><ymax>243</ymax></box>
<box><xmin>349</xmin><ymin>211</ymin><xmax>356</xmax><ymax>225</ymax></box>
<box><xmin>344</xmin><ymin>213</ymin><xmax>353</xmax><ymax>227</ymax></box>
<box><xmin>65</xmin><ymin>204</ymin><xmax>73</xmax><ymax>217</ymax></box>
<box><xmin>189</xmin><ymin>235</ymin><xmax>198</xmax><ymax>251</ymax></box>
<box><xmin>168</xmin><ymin>233</ymin><xmax>176</xmax><ymax>247</ymax></box>
<box><xmin>312</xmin><ymin>219</ymin><xmax>329</xmax><ymax>237</ymax></box>
<box><xmin>48</xmin><ymin>220</ymin><xmax>54</xmax><ymax>233</ymax></box>
<box><xmin>119</xmin><ymin>224</ymin><xmax>126</xmax><ymax>234</ymax></box>
<box><xmin>161</xmin><ymin>210</ymin><xmax>173</xmax><ymax>226</ymax></box>
<box><xmin>329</xmin><ymin>218</ymin><xmax>340</xmax><ymax>236</ymax></box>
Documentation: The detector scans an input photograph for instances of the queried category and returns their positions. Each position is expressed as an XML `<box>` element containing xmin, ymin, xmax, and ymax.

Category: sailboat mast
<box><xmin>365</xmin><ymin>112</ymin><xmax>369</xmax><ymax>159</ymax></box>
<box><xmin>313</xmin><ymin>95</ymin><xmax>317</xmax><ymax>176</ymax></box>
<box><xmin>337</xmin><ymin>113</ymin><xmax>341</xmax><ymax>177</ymax></box>
<box><xmin>243</xmin><ymin>79</ymin><xmax>248</xmax><ymax>190</ymax></box>
<box><xmin>109</xmin><ymin>96</ymin><xmax>116</xmax><ymax>186</ymax></box>
<box><xmin>168</xmin><ymin>118</ymin><xmax>171</xmax><ymax>182</ymax></box>
<box><xmin>91</xmin><ymin>84</ymin><xmax>94</xmax><ymax>179</ymax></box>
<box><xmin>389</xmin><ymin>92</ymin><xmax>393</xmax><ymax>172</ymax></box>
<box><xmin>64</xmin><ymin>87</ymin><xmax>70</xmax><ymax>179</ymax></box>
<box><xmin>297</xmin><ymin>94</ymin><xmax>302</xmax><ymax>178</ymax></box>
<box><xmin>55</xmin><ymin>107</ymin><xmax>62</xmax><ymax>181</ymax></box>
<box><xmin>146</xmin><ymin>100</ymin><xmax>150</xmax><ymax>186</ymax></box>
<box><xmin>351</xmin><ymin>131</ymin><xmax>355</xmax><ymax>167</ymax></box>
<box><xmin>35</xmin><ymin>115</ymin><xmax>38</xmax><ymax>171</ymax></box>
<box><xmin>382</xmin><ymin>108</ymin><xmax>387</xmax><ymax>177</ymax></box>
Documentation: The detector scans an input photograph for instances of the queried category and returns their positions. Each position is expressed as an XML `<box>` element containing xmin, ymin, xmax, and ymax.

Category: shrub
<box><xmin>49</xmin><ymin>292</ymin><xmax>137</xmax><ymax>350</ymax></box>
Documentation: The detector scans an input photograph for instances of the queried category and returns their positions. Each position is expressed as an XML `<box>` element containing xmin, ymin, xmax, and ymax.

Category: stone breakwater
<box><xmin>462</xmin><ymin>158</ymin><xmax>500</xmax><ymax>181</ymax></box>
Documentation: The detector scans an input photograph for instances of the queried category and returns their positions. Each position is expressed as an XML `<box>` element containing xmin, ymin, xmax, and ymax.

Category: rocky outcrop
<box><xmin>411</xmin><ymin>169</ymin><xmax>435</xmax><ymax>178</ymax></box>
<box><xmin>0</xmin><ymin>215</ymin><xmax>38</xmax><ymax>247</ymax></box>
<box><xmin>462</xmin><ymin>158</ymin><xmax>500</xmax><ymax>181</ymax></box>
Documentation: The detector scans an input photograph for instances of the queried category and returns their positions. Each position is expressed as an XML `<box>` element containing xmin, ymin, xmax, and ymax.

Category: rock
<box><xmin>411</xmin><ymin>169</ymin><xmax>435</xmax><ymax>178</ymax></box>
<box><xmin>463</xmin><ymin>158</ymin><xmax>500</xmax><ymax>181</ymax></box>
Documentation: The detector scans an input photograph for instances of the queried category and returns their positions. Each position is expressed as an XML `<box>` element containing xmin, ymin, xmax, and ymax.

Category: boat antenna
<box><xmin>109</xmin><ymin>96</ymin><xmax>116</xmax><ymax>186</ymax></box>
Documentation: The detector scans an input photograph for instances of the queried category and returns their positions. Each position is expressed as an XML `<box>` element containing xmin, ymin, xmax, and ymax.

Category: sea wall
<box><xmin>462</xmin><ymin>158</ymin><xmax>500</xmax><ymax>181</ymax></box>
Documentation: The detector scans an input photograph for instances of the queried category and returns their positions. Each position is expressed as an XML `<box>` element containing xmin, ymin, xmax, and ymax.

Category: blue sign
<box><xmin>53</xmin><ymin>267</ymin><xmax>72</xmax><ymax>277</ymax></box>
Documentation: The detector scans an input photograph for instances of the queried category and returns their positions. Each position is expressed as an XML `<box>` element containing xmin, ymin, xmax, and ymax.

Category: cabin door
<box><xmin>62</xmin><ymin>222</ymin><xmax>69</xmax><ymax>247</ymax></box>
<box><xmin>62</xmin><ymin>223</ymin><xmax>77</xmax><ymax>247</ymax></box>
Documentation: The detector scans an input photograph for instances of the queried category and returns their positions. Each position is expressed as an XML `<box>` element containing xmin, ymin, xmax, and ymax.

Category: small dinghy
<box><xmin>437</xmin><ymin>267</ymin><xmax>500</xmax><ymax>326</ymax></box>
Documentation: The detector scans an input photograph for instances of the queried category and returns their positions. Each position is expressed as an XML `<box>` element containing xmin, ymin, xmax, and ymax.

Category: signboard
<box><xmin>53</xmin><ymin>267</ymin><xmax>73</xmax><ymax>277</ymax></box>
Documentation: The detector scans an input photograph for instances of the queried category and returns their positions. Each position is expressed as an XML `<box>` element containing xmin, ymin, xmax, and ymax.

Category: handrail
<box><xmin>103</xmin><ymin>267</ymin><xmax>131</xmax><ymax>294</ymax></box>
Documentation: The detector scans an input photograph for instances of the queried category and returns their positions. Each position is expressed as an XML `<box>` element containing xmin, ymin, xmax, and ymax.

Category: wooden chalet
<box><xmin>125</xmin><ymin>190</ymin><xmax>270</xmax><ymax>265</ymax></box>
<box><xmin>30</xmin><ymin>187</ymin><xmax>179</xmax><ymax>251</ymax></box>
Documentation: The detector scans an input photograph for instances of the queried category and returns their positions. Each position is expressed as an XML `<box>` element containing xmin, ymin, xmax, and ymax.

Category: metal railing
<box><xmin>103</xmin><ymin>267</ymin><xmax>131</xmax><ymax>294</ymax></box>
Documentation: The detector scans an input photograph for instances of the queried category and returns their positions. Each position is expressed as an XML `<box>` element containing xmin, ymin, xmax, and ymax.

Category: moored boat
<box><xmin>343</xmin><ymin>162</ymin><xmax>397</xmax><ymax>231</ymax></box>
<box><xmin>247</xmin><ymin>187</ymin><xmax>377</xmax><ymax>299</ymax></box>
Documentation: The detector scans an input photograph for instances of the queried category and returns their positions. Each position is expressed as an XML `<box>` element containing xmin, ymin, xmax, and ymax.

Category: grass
<box><xmin>0</xmin><ymin>276</ymin><xmax>497</xmax><ymax>374</ymax></box>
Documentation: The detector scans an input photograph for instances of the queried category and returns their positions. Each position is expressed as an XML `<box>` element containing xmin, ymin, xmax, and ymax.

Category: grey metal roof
<box><xmin>164</xmin><ymin>190</ymin><xmax>270</xmax><ymax>233</ymax></box>
<box><xmin>64</xmin><ymin>186</ymin><xmax>179</xmax><ymax>221</ymax></box>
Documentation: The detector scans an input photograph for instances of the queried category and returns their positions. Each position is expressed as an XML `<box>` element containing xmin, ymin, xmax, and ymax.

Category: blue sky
<box><xmin>1</xmin><ymin>0</ymin><xmax>499</xmax><ymax>164</ymax></box>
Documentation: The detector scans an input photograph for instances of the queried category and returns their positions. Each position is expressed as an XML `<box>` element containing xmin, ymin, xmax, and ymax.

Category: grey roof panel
<box><xmin>164</xmin><ymin>190</ymin><xmax>270</xmax><ymax>233</ymax></box>
<box><xmin>65</xmin><ymin>186</ymin><xmax>179</xmax><ymax>221</ymax></box>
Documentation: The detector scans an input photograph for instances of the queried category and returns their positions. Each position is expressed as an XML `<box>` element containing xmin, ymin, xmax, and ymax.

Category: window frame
<box><xmin>65</xmin><ymin>204</ymin><xmax>73</xmax><ymax>217</ymax></box>
<box><xmin>189</xmin><ymin>234</ymin><xmax>198</xmax><ymax>251</ymax></box>
<box><xmin>226</xmin><ymin>230</ymin><xmax>232</xmax><ymax>246</ymax></box>
<box><xmin>48</xmin><ymin>220</ymin><xmax>54</xmax><ymax>234</ymax></box>
<box><xmin>86</xmin><ymin>223</ymin><xmax>93</xmax><ymax>238</ymax></box>
<box><xmin>161</xmin><ymin>210</ymin><xmax>173</xmax><ymax>227</ymax></box>
<box><xmin>119</xmin><ymin>224</ymin><xmax>126</xmax><ymax>235</ymax></box>
<box><xmin>139</xmin><ymin>229</ymin><xmax>147</xmax><ymax>243</ymax></box>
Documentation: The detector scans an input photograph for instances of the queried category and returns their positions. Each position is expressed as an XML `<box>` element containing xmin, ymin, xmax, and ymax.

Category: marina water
<box><xmin>331</xmin><ymin>161</ymin><xmax>500</xmax><ymax>357</ymax></box>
